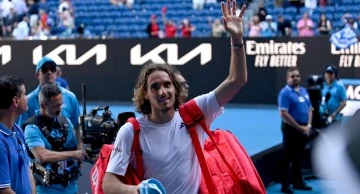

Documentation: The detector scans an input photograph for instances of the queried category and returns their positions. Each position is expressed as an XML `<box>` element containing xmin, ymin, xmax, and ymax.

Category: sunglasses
<box><xmin>291</xmin><ymin>75</ymin><xmax>300</xmax><ymax>78</ymax></box>
<box><xmin>41</xmin><ymin>66</ymin><xmax>56</xmax><ymax>74</ymax></box>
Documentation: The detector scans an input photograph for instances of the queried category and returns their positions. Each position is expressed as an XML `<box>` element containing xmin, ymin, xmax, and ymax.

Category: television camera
<box><xmin>80</xmin><ymin>84</ymin><xmax>135</xmax><ymax>158</ymax></box>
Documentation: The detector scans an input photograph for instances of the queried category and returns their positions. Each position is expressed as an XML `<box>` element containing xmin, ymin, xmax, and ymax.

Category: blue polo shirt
<box><xmin>278</xmin><ymin>85</ymin><xmax>312</xmax><ymax>124</ymax></box>
<box><xmin>0</xmin><ymin>123</ymin><xmax>32</xmax><ymax>194</ymax></box>
<box><xmin>18</xmin><ymin>84</ymin><xmax>80</xmax><ymax>129</ymax></box>
<box><xmin>25</xmin><ymin>117</ymin><xmax>78</xmax><ymax>194</ymax></box>
<box><xmin>320</xmin><ymin>80</ymin><xmax>347</xmax><ymax>117</ymax></box>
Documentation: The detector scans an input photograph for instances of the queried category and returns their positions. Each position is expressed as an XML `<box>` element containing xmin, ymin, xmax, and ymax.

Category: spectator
<box><xmin>317</xmin><ymin>13</ymin><xmax>332</xmax><ymax>35</ymax></box>
<box><xmin>4</xmin><ymin>8</ymin><xmax>17</xmax><ymax>32</ymax></box>
<box><xmin>193</xmin><ymin>0</ymin><xmax>205</xmax><ymax>10</ymax></box>
<box><xmin>305</xmin><ymin>0</ymin><xmax>317</xmax><ymax>16</ymax></box>
<box><xmin>248</xmin><ymin>15</ymin><xmax>261</xmax><ymax>37</ymax></box>
<box><xmin>0</xmin><ymin>0</ymin><xmax>14</xmax><ymax>19</ymax></box>
<box><xmin>208</xmin><ymin>17</ymin><xmax>226</xmax><ymax>37</ymax></box>
<box><xmin>39</xmin><ymin>0</ymin><xmax>50</xmax><ymax>13</ymax></box>
<box><xmin>278</xmin><ymin>67</ymin><xmax>313</xmax><ymax>193</ymax></box>
<box><xmin>12</xmin><ymin>0</ymin><xmax>28</xmax><ymax>22</ymax></box>
<box><xmin>174</xmin><ymin>70</ymin><xmax>189</xmax><ymax>102</ymax></box>
<box><xmin>297</xmin><ymin>12</ymin><xmax>314</xmax><ymax>37</ymax></box>
<box><xmin>110</xmin><ymin>0</ymin><xmax>133</xmax><ymax>8</ymax></box>
<box><xmin>27</xmin><ymin>0</ymin><xmax>40</xmax><ymax>27</ymax></box>
<box><xmin>179</xmin><ymin>18</ymin><xmax>195</xmax><ymax>38</ymax></box>
<box><xmin>257</xmin><ymin>1</ymin><xmax>268</xmax><ymax>22</ymax></box>
<box><xmin>59</xmin><ymin>8</ymin><xmax>74</xmax><ymax>36</ymax></box>
<box><xmin>0</xmin><ymin>19</ymin><xmax>6</xmax><ymax>38</ymax></box>
<box><xmin>289</xmin><ymin>0</ymin><xmax>304</xmax><ymax>13</ymax></box>
<box><xmin>146</xmin><ymin>15</ymin><xmax>160</xmax><ymax>38</ymax></box>
<box><xmin>161</xmin><ymin>9</ymin><xmax>177</xmax><ymax>38</ymax></box>
<box><xmin>260</xmin><ymin>15</ymin><xmax>277</xmax><ymax>37</ymax></box>
<box><xmin>12</xmin><ymin>16</ymin><xmax>30</xmax><ymax>40</ymax></box>
<box><xmin>277</xmin><ymin>15</ymin><xmax>292</xmax><ymax>36</ymax></box>
<box><xmin>58</xmin><ymin>0</ymin><xmax>73</xmax><ymax>15</ymax></box>
<box><xmin>56</xmin><ymin>66</ymin><xmax>70</xmax><ymax>90</ymax></box>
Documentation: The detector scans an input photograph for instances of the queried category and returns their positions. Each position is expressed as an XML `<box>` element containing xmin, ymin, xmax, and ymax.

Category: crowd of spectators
<box><xmin>0</xmin><ymin>0</ymin><xmax>91</xmax><ymax>40</ymax></box>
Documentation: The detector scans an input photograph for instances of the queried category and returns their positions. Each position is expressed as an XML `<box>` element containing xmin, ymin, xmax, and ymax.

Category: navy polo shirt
<box><xmin>278</xmin><ymin>85</ymin><xmax>312</xmax><ymax>124</ymax></box>
<box><xmin>0</xmin><ymin>123</ymin><xmax>32</xmax><ymax>194</ymax></box>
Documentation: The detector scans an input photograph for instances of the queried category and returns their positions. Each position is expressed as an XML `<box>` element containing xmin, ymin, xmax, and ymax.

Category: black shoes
<box><xmin>281</xmin><ymin>186</ymin><xmax>294</xmax><ymax>193</ymax></box>
<box><xmin>293</xmin><ymin>183</ymin><xmax>313</xmax><ymax>190</ymax></box>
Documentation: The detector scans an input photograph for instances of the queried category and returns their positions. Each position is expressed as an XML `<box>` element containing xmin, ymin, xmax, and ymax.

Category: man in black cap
<box><xmin>320</xmin><ymin>65</ymin><xmax>347</xmax><ymax>124</ymax></box>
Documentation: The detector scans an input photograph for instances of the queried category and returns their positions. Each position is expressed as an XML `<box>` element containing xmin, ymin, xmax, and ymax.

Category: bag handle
<box><xmin>179</xmin><ymin>102</ymin><xmax>216</xmax><ymax>194</ymax></box>
<box><xmin>179</xmin><ymin>100</ymin><xmax>238</xmax><ymax>191</ymax></box>
<box><xmin>127</xmin><ymin>117</ymin><xmax>144</xmax><ymax>181</ymax></box>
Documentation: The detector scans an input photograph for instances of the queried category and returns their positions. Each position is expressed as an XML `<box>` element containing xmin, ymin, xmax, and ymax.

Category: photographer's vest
<box><xmin>22</xmin><ymin>115</ymin><xmax>80</xmax><ymax>186</ymax></box>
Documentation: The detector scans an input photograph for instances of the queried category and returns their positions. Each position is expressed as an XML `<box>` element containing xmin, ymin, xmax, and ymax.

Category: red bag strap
<box><xmin>179</xmin><ymin>100</ymin><xmax>239</xmax><ymax>190</ymax></box>
<box><xmin>179</xmin><ymin>100</ymin><xmax>216</xmax><ymax>194</ymax></box>
<box><xmin>127</xmin><ymin>117</ymin><xmax>144</xmax><ymax>181</ymax></box>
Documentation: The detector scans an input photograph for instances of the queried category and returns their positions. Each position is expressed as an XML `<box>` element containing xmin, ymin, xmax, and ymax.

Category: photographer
<box><xmin>23</xmin><ymin>84</ymin><xmax>87</xmax><ymax>194</ymax></box>
<box><xmin>320</xmin><ymin>65</ymin><xmax>347</xmax><ymax>123</ymax></box>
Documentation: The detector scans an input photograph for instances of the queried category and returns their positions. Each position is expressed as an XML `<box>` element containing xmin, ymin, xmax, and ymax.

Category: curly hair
<box><xmin>133</xmin><ymin>63</ymin><xmax>185</xmax><ymax>115</ymax></box>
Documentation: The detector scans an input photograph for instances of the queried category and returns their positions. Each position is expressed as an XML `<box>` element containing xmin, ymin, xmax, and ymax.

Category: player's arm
<box><xmin>214</xmin><ymin>1</ymin><xmax>247</xmax><ymax>107</ymax></box>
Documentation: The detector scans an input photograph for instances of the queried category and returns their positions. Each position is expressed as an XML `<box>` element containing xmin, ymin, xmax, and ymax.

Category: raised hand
<box><xmin>221</xmin><ymin>0</ymin><xmax>246</xmax><ymax>40</ymax></box>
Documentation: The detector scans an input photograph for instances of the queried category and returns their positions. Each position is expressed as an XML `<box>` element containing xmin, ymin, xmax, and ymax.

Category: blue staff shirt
<box><xmin>321</xmin><ymin>80</ymin><xmax>347</xmax><ymax>117</ymax></box>
<box><xmin>0</xmin><ymin>123</ymin><xmax>32</xmax><ymax>194</ymax></box>
<box><xmin>25</xmin><ymin>117</ymin><xmax>78</xmax><ymax>194</ymax></box>
<box><xmin>278</xmin><ymin>85</ymin><xmax>312</xmax><ymax>124</ymax></box>
<box><xmin>18</xmin><ymin>84</ymin><xmax>80</xmax><ymax>129</ymax></box>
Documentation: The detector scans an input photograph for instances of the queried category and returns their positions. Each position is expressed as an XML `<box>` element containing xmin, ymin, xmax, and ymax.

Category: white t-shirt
<box><xmin>107</xmin><ymin>91</ymin><xmax>223</xmax><ymax>194</ymax></box>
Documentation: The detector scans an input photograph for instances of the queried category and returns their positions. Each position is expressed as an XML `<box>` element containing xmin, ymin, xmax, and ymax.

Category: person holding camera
<box><xmin>103</xmin><ymin>1</ymin><xmax>247</xmax><ymax>193</ymax></box>
<box><xmin>278</xmin><ymin>67</ymin><xmax>313</xmax><ymax>193</ymax></box>
<box><xmin>0</xmin><ymin>75</ymin><xmax>36</xmax><ymax>194</ymax></box>
<box><xmin>23</xmin><ymin>84</ymin><xmax>87</xmax><ymax>194</ymax></box>
<box><xmin>320</xmin><ymin>65</ymin><xmax>347</xmax><ymax>124</ymax></box>
<box><xmin>17</xmin><ymin>57</ymin><xmax>82</xmax><ymax>149</ymax></box>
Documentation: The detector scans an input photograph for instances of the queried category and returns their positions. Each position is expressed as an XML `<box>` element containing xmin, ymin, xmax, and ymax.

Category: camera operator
<box><xmin>23</xmin><ymin>84</ymin><xmax>87</xmax><ymax>194</ymax></box>
<box><xmin>320</xmin><ymin>65</ymin><xmax>347</xmax><ymax>123</ymax></box>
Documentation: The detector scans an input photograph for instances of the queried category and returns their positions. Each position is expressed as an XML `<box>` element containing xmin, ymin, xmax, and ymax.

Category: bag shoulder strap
<box><xmin>179</xmin><ymin>100</ymin><xmax>239</xmax><ymax>193</ymax></box>
<box><xmin>127</xmin><ymin>117</ymin><xmax>144</xmax><ymax>181</ymax></box>
<box><xmin>179</xmin><ymin>100</ymin><xmax>216</xmax><ymax>194</ymax></box>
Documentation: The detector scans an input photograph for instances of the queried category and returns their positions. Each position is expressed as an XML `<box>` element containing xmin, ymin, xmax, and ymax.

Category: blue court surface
<box><xmin>78</xmin><ymin>103</ymin><xmax>331</xmax><ymax>194</ymax></box>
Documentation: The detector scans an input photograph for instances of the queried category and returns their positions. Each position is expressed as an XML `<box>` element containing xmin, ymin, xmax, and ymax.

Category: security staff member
<box><xmin>23</xmin><ymin>84</ymin><xmax>86</xmax><ymax>194</ymax></box>
<box><xmin>278</xmin><ymin>67</ymin><xmax>313</xmax><ymax>193</ymax></box>
<box><xmin>320</xmin><ymin>65</ymin><xmax>347</xmax><ymax>123</ymax></box>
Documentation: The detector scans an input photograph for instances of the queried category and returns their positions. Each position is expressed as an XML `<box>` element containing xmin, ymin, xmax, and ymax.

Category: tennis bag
<box><xmin>179</xmin><ymin>100</ymin><xmax>266</xmax><ymax>194</ymax></box>
<box><xmin>90</xmin><ymin>118</ymin><xmax>143</xmax><ymax>194</ymax></box>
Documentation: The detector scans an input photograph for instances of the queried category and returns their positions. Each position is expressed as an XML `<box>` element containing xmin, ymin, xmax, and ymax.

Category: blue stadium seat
<box><xmin>342</xmin><ymin>0</ymin><xmax>353</xmax><ymax>4</ymax></box>
<box><xmin>335</xmin><ymin>5</ymin><xmax>348</xmax><ymax>12</ymax></box>
<box><xmin>346</xmin><ymin>5</ymin><xmax>360</xmax><ymax>12</ymax></box>
<box><xmin>283</xmin><ymin>14</ymin><xmax>294</xmax><ymax>21</ymax></box>
<box><xmin>284</xmin><ymin>7</ymin><xmax>297</xmax><ymax>14</ymax></box>
<box><xmin>271</xmin><ymin>7</ymin><xmax>284</xmax><ymax>15</ymax></box>
<box><xmin>324</xmin><ymin>6</ymin><xmax>335</xmax><ymax>12</ymax></box>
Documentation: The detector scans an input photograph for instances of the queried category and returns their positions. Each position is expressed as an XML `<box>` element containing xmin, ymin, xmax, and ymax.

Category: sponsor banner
<box><xmin>340</xmin><ymin>79</ymin><xmax>360</xmax><ymax>116</ymax></box>
<box><xmin>0</xmin><ymin>37</ymin><xmax>359</xmax><ymax>104</ymax></box>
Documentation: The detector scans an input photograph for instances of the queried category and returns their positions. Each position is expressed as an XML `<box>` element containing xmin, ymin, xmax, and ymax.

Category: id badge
<box><xmin>298</xmin><ymin>96</ymin><xmax>305</xmax><ymax>102</ymax></box>
<box><xmin>58</xmin><ymin>161</ymin><xmax>67</xmax><ymax>174</ymax></box>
